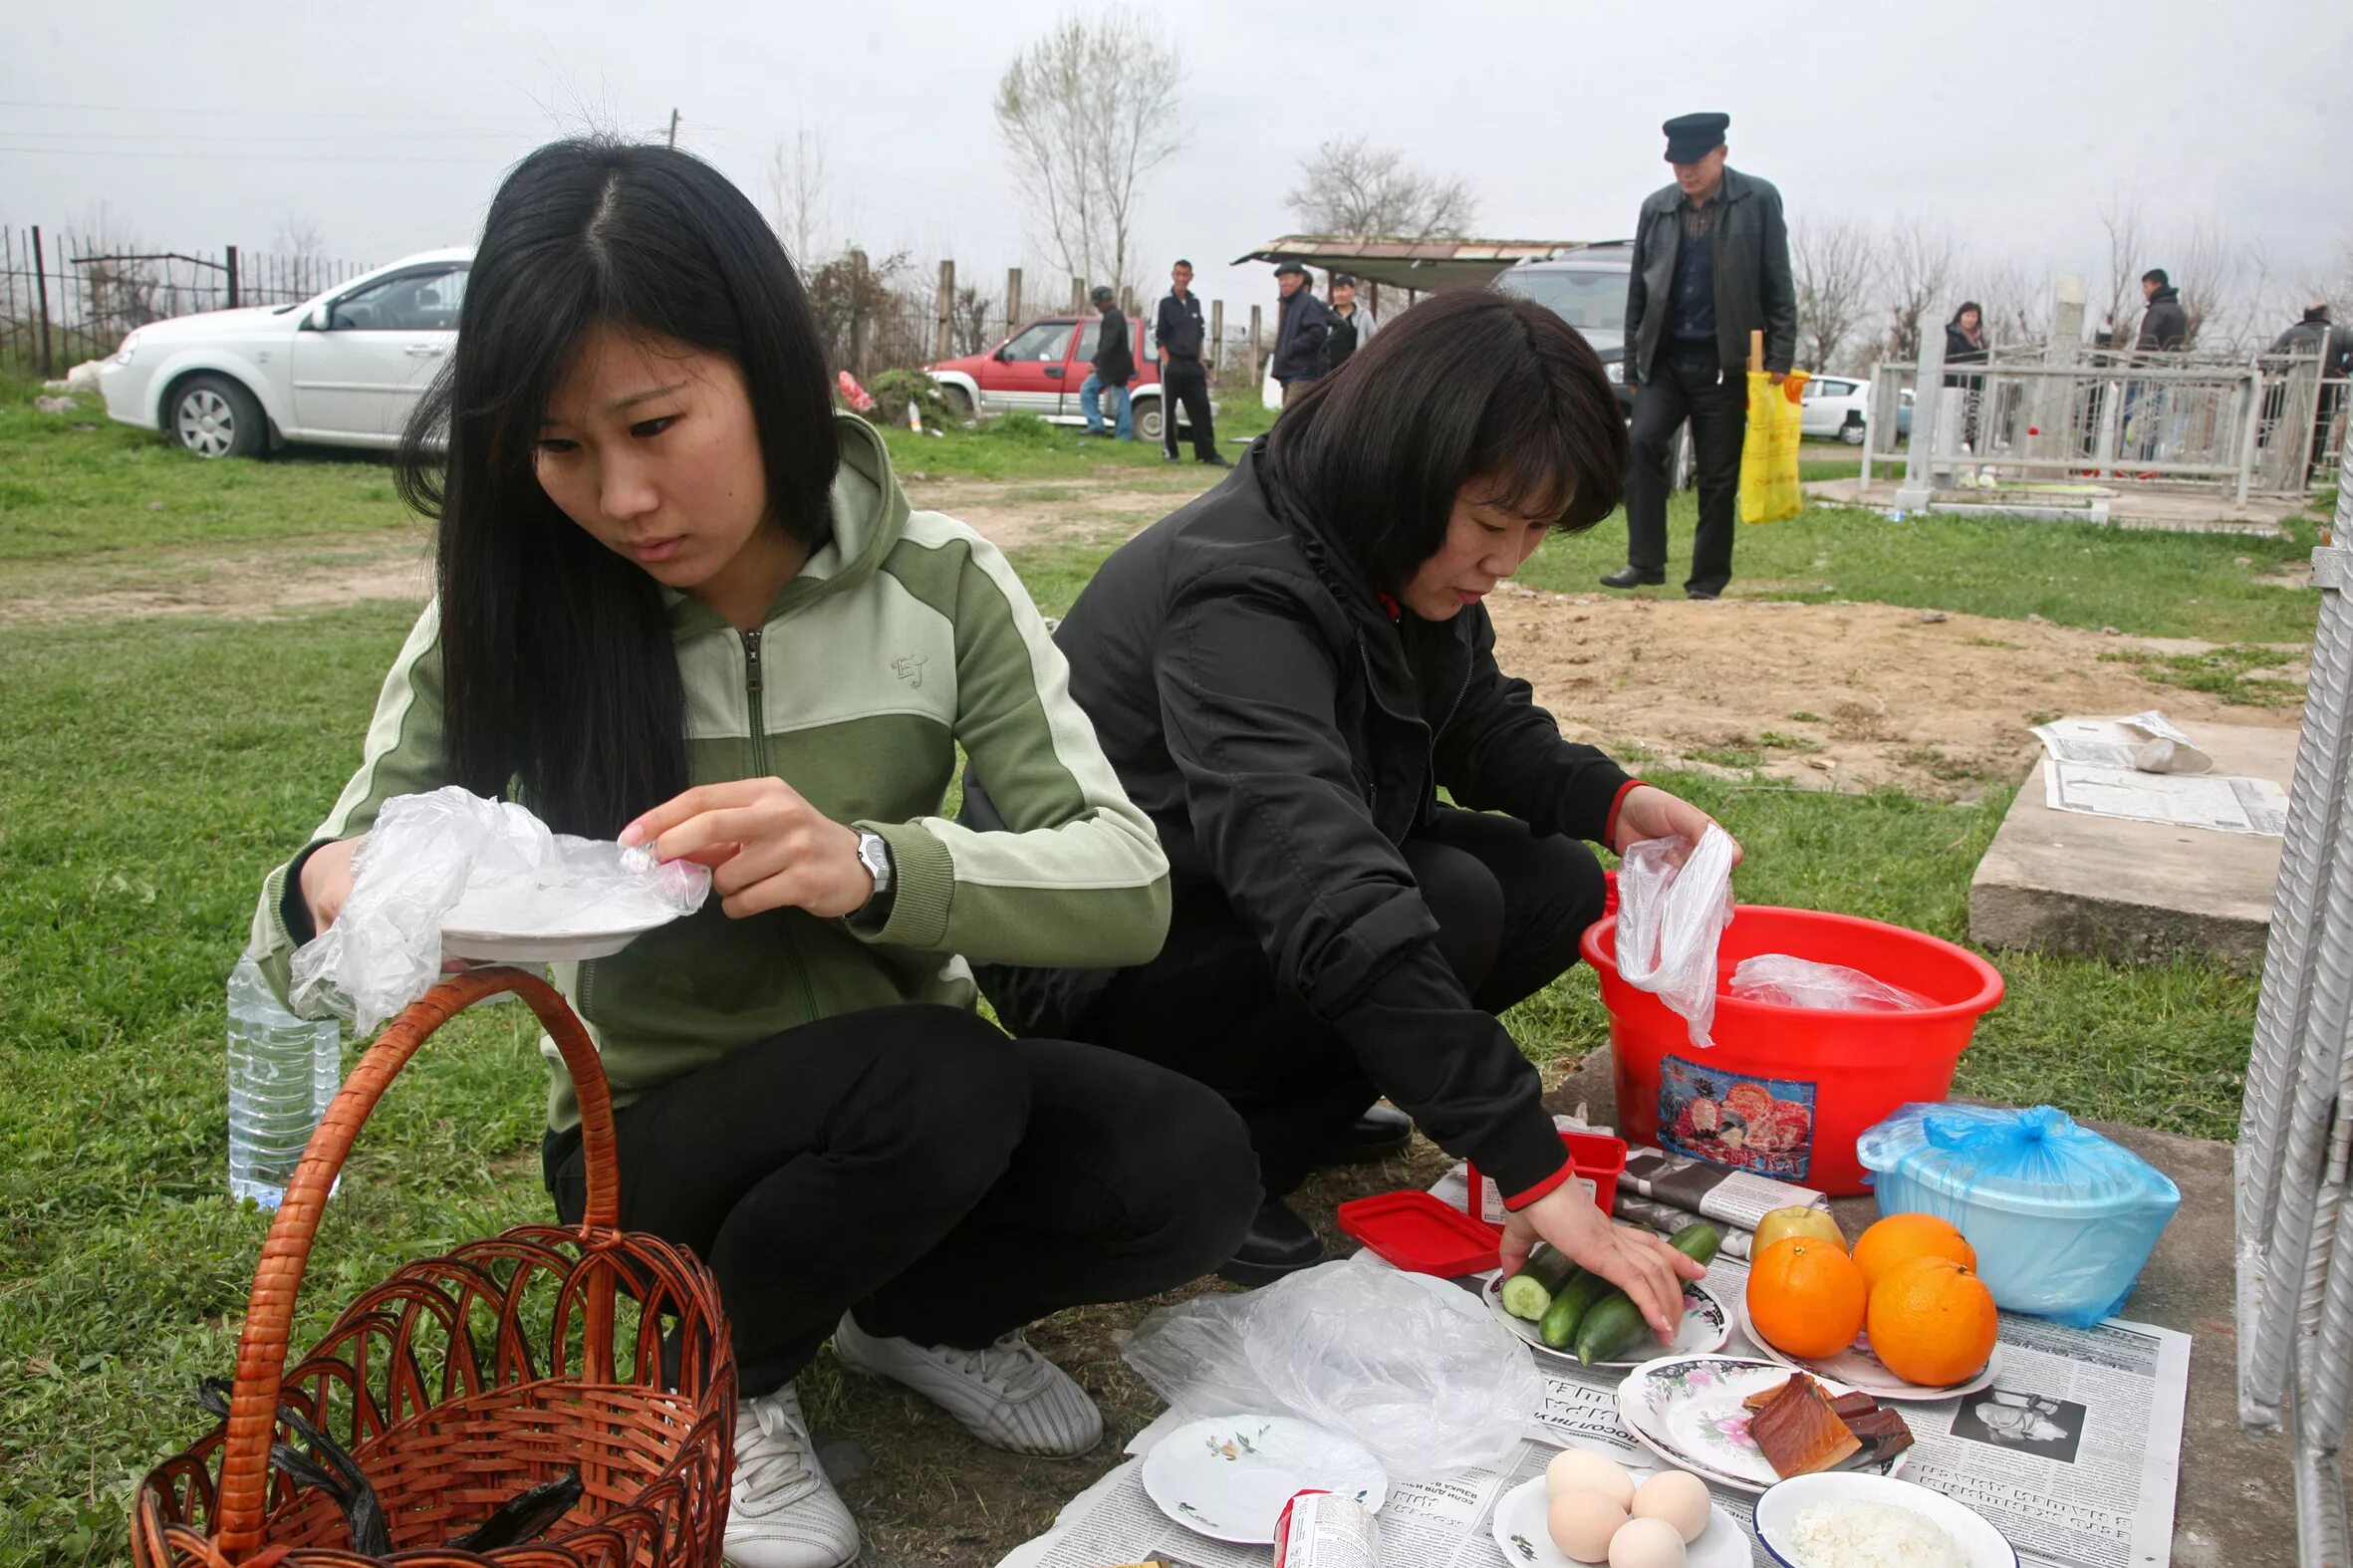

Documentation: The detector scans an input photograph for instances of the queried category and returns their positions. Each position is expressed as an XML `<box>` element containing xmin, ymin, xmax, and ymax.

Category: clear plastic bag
<box><xmin>1615</xmin><ymin>828</ymin><xmax>1738</xmax><ymax>1049</ymax></box>
<box><xmin>1729</xmin><ymin>954</ymin><xmax>1930</xmax><ymax>1011</ymax></box>
<box><xmin>1122</xmin><ymin>1253</ymin><xmax>1541</xmax><ymax>1480</ymax></box>
<box><xmin>1857</xmin><ymin>1103</ymin><xmax>2182</xmax><ymax>1327</ymax></box>
<box><xmin>290</xmin><ymin>787</ymin><xmax>709</xmax><ymax>1033</ymax></box>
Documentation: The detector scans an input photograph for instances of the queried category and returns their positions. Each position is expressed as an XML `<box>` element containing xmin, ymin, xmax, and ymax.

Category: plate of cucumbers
<box><xmin>1483</xmin><ymin>1223</ymin><xmax>1730</xmax><ymax>1368</ymax></box>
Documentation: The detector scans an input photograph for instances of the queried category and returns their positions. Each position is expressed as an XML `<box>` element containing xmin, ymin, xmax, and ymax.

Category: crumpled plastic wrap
<box><xmin>1615</xmin><ymin>827</ymin><xmax>1739</xmax><ymax>1049</ymax></box>
<box><xmin>1729</xmin><ymin>954</ymin><xmax>1931</xmax><ymax>1011</ymax></box>
<box><xmin>1122</xmin><ymin>1253</ymin><xmax>1541</xmax><ymax>1481</ymax></box>
<box><xmin>290</xmin><ymin>786</ymin><xmax>709</xmax><ymax>1033</ymax></box>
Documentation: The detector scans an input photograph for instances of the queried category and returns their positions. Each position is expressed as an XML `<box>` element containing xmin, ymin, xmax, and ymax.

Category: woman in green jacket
<box><xmin>254</xmin><ymin>139</ymin><xmax>1256</xmax><ymax>1568</ymax></box>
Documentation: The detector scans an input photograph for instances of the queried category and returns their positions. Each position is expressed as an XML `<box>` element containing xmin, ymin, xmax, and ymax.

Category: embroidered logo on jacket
<box><xmin>892</xmin><ymin>655</ymin><xmax>926</xmax><ymax>688</ymax></box>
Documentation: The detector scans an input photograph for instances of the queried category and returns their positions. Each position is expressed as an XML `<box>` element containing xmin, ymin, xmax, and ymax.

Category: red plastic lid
<box><xmin>1336</xmin><ymin>1190</ymin><xmax>1502</xmax><ymax>1276</ymax></box>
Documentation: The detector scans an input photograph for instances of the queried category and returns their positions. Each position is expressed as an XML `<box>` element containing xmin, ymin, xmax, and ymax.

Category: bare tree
<box><xmin>1285</xmin><ymin>135</ymin><xmax>1479</xmax><ymax>239</ymax></box>
<box><xmin>994</xmin><ymin>6</ymin><xmax>1184</xmax><ymax>299</ymax></box>
<box><xmin>2098</xmin><ymin>188</ymin><xmax>2147</xmax><ymax>350</ymax></box>
<box><xmin>767</xmin><ymin>123</ymin><xmax>832</xmax><ymax>267</ymax></box>
<box><xmin>1881</xmin><ymin>218</ymin><xmax>1959</xmax><ymax>361</ymax></box>
<box><xmin>1790</xmin><ymin>217</ymin><xmax>1879</xmax><ymax>372</ymax></box>
<box><xmin>1956</xmin><ymin>258</ymin><xmax>2051</xmax><ymax>349</ymax></box>
<box><xmin>2170</xmin><ymin>216</ymin><xmax>2242</xmax><ymax>349</ymax></box>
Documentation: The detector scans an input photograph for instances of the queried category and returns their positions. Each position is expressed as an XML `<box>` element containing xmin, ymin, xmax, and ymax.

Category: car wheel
<box><xmin>1840</xmin><ymin>414</ymin><xmax>1866</xmax><ymax>445</ymax></box>
<box><xmin>941</xmin><ymin>385</ymin><xmax>975</xmax><ymax>425</ymax></box>
<box><xmin>170</xmin><ymin>374</ymin><xmax>265</xmax><ymax>459</ymax></box>
<box><xmin>1135</xmin><ymin>399</ymin><xmax>1163</xmax><ymax>444</ymax></box>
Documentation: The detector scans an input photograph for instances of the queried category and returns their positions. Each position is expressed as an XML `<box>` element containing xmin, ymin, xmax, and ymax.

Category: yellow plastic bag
<box><xmin>1737</xmin><ymin>369</ymin><xmax>1810</xmax><ymax>524</ymax></box>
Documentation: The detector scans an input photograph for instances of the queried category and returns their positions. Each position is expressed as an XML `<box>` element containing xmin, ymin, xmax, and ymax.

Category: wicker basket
<box><xmin>132</xmin><ymin>966</ymin><xmax>736</xmax><ymax>1566</ymax></box>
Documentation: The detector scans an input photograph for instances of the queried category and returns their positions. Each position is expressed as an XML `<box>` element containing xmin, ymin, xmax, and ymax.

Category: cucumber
<box><xmin>1574</xmin><ymin>1223</ymin><xmax>1725</xmax><ymax>1367</ymax></box>
<box><xmin>1500</xmin><ymin>1246</ymin><xmax>1580</xmax><ymax>1321</ymax></box>
<box><xmin>1537</xmin><ymin>1268</ymin><xmax>1611</xmax><ymax>1348</ymax></box>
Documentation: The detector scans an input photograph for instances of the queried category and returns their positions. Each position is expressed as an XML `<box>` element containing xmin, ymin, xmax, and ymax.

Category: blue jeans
<box><xmin>1081</xmin><ymin>373</ymin><xmax>1133</xmax><ymax>439</ymax></box>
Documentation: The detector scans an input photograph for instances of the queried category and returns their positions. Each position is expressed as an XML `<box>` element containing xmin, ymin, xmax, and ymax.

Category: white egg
<box><xmin>1630</xmin><ymin>1468</ymin><xmax>1712</xmax><ymax>1544</ymax></box>
<box><xmin>1608</xmin><ymin>1514</ymin><xmax>1689</xmax><ymax>1568</ymax></box>
<box><xmin>1546</xmin><ymin>1448</ymin><xmax>1636</xmax><ymax>1508</ymax></box>
<box><xmin>1547</xmin><ymin>1490</ymin><xmax>1629</xmax><ymax>1564</ymax></box>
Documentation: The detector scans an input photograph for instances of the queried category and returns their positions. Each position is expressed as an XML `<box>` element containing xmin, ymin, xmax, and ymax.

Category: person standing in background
<box><xmin>1081</xmin><ymin>284</ymin><xmax>1136</xmax><ymax>441</ymax></box>
<box><xmin>1156</xmin><ymin>259</ymin><xmax>1229</xmax><ymax>466</ymax></box>
<box><xmin>1604</xmin><ymin>112</ymin><xmax>1795</xmax><ymax>602</ymax></box>
<box><xmin>2268</xmin><ymin>303</ymin><xmax>2353</xmax><ymax>481</ymax></box>
<box><xmin>1270</xmin><ymin>261</ymin><xmax>1335</xmax><ymax>409</ymax></box>
<box><xmin>1325</xmin><ymin>273</ymin><xmax>1378</xmax><ymax>374</ymax></box>
<box><xmin>2126</xmin><ymin>269</ymin><xmax>2188</xmax><ymax>460</ymax></box>
<box><xmin>1944</xmin><ymin>301</ymin><xmax>1989</xmax><ymax>448</ymax></box>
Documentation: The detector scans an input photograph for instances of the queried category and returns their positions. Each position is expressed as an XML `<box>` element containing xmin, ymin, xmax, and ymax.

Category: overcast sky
<box><xmin>6</xmin><ymin>0</ymin><xmax>2348</xmax><ymax>338</ymax></box>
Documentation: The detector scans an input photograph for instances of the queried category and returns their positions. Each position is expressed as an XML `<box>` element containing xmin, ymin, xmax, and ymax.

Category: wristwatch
<box><xmin>851</xmin><ymin>829</ymin><xmax>895</xmax><ymax>929</ymax></box>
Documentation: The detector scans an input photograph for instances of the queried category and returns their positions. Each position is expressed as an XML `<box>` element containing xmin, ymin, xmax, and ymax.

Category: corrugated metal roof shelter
<box><xmin>1230</xmin><ymin>234</ymin><xmax>1601</xmax><ymax>293</ymax></box>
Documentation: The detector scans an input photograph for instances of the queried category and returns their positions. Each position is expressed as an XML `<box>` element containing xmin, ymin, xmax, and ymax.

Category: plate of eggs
<box><xmin>1490</xmin><ymin>1447</ymin><xmax>1743</xmax><ymax>1568</ymax></box>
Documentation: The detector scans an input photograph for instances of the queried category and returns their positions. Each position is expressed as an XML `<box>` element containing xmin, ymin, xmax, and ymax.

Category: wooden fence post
<box><xmin>935</xmin><ymin>258</ymin><xmax>955</xmax><ymax>361</ymax></box>
<box><xmin>1070</xmin><ymin>276</ymin><xmax>1085</xmax><ymax>313</ymax></box>
<box><xmin>849</xmin><ymin>248</ymin><xmax>871</xmax><ymax>382</ymax></box>
<box><xmin>1005</xmin><ymin>267</ymin><xmax>1022</xmax><ymax>337</ymax></box>
<box><xmin>1209</xmin><ymin>300</ymin><xmax>1224</xmax><ymax>383</ymax></box>
<box><xmin>225</xmin><ymin>245</ymin><xmax>239</xmax><ymax>309</ymax></box>
<box><xmin>32</xmin><ymin>226</ymin><xmax>55</xmax><ymax>377</ymax></box>
<box><xmin>1247</xmin><ymin>303</ymin><xmax>1262</xmax><ymax>390</ymax></box>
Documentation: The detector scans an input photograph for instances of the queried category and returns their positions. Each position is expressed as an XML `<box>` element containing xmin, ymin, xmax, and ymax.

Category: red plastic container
<box><xmin>1337</xmin><ymin>1190</ymin><xmax>1501</xmax><ymax>1275</ymax></box>
<box><xmin>1464</xmin><ymin>1129</ymin><xmax>1628</xmax><ymax>1227</ymax></box>
<box><xmin>1580</xmin><ymin>906</ymin><xmax>2004</xmax><ymax>1196</ymax></box>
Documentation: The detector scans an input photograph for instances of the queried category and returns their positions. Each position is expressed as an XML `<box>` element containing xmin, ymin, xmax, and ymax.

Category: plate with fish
<box><xmin>1615</xmin><ymin>1356</ymin><xmax>1913</xmax><ymax>1495</ymax></box>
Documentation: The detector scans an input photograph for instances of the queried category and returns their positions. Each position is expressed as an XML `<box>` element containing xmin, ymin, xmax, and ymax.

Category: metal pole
<box><xmin>225</xmin><ymin>245</ymin><xmax>239</xmax><ymax>309</ymax></box>
<box><xmin>31</xmin><ymin>225</ymin><xmax>54</xmax><ymax>378</ymax></box>
<box><xmin>1209</xmin><ymin>300</ymin><xmax>1224</xmax><ymax>385</ymax></box>
<box><xmin>666</xmin><ymin>109</ymin><xmax>679</xmax><ymax>148</ymax></box>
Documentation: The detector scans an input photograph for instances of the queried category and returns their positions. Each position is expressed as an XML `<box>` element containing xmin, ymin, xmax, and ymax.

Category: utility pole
<box><xmin>666</xmin><ymin>109</ymin><xmax>679</xmax><ymax>149</ymax></box>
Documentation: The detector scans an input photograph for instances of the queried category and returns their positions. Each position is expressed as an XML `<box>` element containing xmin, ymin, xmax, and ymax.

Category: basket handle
<box><xmin>211</xmin><ymin>965</ymin><xmax>622</xmax><ymax>1557</ymax></box>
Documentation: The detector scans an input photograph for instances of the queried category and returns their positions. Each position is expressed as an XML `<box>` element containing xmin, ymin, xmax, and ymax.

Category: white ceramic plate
<box><xmin>1139</xmin><ymin>1416</ymin><xmax>1388</xmax><ymax>1545</ymax></box>
<box><xmin>1754</xmin><ymin>1471</ymin><xmax>2018</xmax><ymax>1567</ymax></box>
<box><xmin>1615</xmin><ymin>1355</ymin><xmax>1912</xmax><ymax>1495</ymax></box>
<box><xmin>439</xmin><ymin>915</ymin><xmax>674</xmax><ymax>963</ymax></box>
<box><xmin>1483</xmin><ymin>1275</ymin><xmax>1731</xmax><ymax>1367</ymax></box>
<box><xmin>1490</xmin><ymin>1467</ymin><xmax>1746</xmax><ymax>1568</ymax></box>
<box><xmin>1739</xmin><ymin>1301</ymin><xmax>2004</xmax><ymax>1403</ymax></box>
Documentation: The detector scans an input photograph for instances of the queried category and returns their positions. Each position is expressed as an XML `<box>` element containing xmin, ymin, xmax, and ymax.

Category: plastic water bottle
<box><xmin>225</xmin><ymin>953</ymin><xmax>342</xmax><ymax>1209</ymax></box>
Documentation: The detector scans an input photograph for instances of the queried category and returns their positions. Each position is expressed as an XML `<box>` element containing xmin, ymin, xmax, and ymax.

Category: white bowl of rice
<box><xmin>1755</xmin><ymin>1473</ymin><xmax>2016</xmax><ymax>1568</ymax></box>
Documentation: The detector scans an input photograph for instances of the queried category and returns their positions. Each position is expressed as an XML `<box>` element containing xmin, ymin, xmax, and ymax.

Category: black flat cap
<box><xmin>1663</xmin><ymin>112</ymin><xmax>1729</xmax><ymax>161</ymax></box>
<box><xmin>1272</xmin><ymin>259</ymin><xmax>1309</xmax><ymax>278</ymax></box>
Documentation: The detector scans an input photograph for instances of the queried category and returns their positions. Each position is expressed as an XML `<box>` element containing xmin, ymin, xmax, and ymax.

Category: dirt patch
<box><xmin>0</xmin><ymin>535</ymin><xmax>434</xmax><ymax>623</ymax></box>
<box><xmin>908</xmin><ymin>476</ymin><xmax>1203</xmax><ymax>551</ymax></box>
<box><xmin>1482</xmin><ymin>585</ymin><xmax>2302</xmax><ymax>798</ymax></box>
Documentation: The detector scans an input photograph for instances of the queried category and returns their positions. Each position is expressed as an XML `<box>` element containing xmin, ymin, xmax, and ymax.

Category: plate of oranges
<box><xmin>1739</xmin><ymin>1211</ymin><xmax>2003</xmax><ymax>1403</ymax></box>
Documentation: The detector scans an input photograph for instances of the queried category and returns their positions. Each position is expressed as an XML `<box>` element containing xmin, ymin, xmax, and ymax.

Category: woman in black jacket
<box><xmin>1944</xmin><ymin>302</ymin><xmax>1989</xmax><ymax>445</ymax></box>
<box><xmin>972</xmin><ymin>290</ymin><xmax>1726</xmax><ymax>1335</ymax></box>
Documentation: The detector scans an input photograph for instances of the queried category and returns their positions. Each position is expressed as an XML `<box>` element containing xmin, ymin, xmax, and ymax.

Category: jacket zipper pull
<box><xmin>743</xmin><ymin>629</ymin><xmax>763</xmax><ymax>695</ymax></box>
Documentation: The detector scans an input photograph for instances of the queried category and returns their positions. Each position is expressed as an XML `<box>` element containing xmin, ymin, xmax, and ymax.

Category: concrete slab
<box><xmin>1807</xmin><ymin>475</ymin><xmax>2301</xmax><ymax>537</ymax></box>
<box><xmin>1968</xmin><ymin>722</ymin><xmax>2298</xmax><ymax>970</ymax></box>
<box><xmin>1542</xmin><ymin>1056</ymin><xmax>2297</xmax><ymax>1568</ymax></box>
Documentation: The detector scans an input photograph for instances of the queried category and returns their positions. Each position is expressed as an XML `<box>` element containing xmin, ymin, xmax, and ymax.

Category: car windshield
<box><xmin>1495</xmin><ymin>267</ymin><xmax>1630</xmax><ymax>331</ymax></box>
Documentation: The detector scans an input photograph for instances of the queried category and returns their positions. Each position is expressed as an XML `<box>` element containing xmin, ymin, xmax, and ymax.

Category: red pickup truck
<box><xmin>924</xmin><ymin>312</ymin><xmax>1196</xmax><ymax>445</ymax></box>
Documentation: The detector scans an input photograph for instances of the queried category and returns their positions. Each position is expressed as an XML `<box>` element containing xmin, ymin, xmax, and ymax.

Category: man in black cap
<box><xmin>1605</xmin><ymin>112</ymin><xmax>1797</xmax><ymax>601</ymax></box>
<box><xmin>1269</xmin><ymin>261</ymin><xmax>1335</xmax><ymax>409</ymax></box>
<box><xmin>1082</xmin><ymin>284</ymin><xmax>1137</xmax><ymax>440</ymax></box>
<box><xmin>1155</xmin><ymin>258</ymin><xmax>1230</xmax><ymax>465</ymax></box>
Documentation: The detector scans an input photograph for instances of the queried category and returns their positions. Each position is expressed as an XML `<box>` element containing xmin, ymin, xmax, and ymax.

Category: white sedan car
<box><xmin>1801</xmin><ymin>374</ymin><xmax>1913</xmax><ymax>444</ymax></box>
<box><xmin>100</xmin><ymin>247</ymin><xmax>470</xmax><ymax>458</ymax></box>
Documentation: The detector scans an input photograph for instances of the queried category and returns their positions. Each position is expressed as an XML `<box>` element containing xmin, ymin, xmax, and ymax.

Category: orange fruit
<box><xmin>1745</xmin><ymin>1236</ymin><xmax>1868</xmax><ymax>1360</ymax></box>
<box><xmin>1851</xmin><ymin>1213</ymin><xmax>1977</xmax><ymax>1293</ymax></box>
<box><xmin>1867</xmin><ymin>1255</ymin><xmax>1999</xmax><ymax>1387</ymax></box>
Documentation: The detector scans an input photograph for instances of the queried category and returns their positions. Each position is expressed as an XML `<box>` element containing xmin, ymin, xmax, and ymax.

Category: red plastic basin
<box><xmin>1580</xmin><ymin>906</ymin><xmax>2004</xmax><ymax>1196</ymax></box>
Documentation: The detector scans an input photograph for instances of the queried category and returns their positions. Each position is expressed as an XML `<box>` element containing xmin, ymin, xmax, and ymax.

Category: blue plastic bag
<box><xmin>1857</xmin><ymin>1103</ymin><xmax>2181</xmax><ymax>1327</ymax></box>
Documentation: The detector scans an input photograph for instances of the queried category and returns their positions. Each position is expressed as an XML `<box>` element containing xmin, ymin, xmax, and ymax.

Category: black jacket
<box><xmin>1156</xmin><ymin>291</ymin><xmax>1206</xmax><ymax>361</ymax></box>
<box><xmin>1943</xmin><ymin>322</ymin><xmax>1988</xmax><ymax>388</ymax></box>
<box><xmin>1273</xmin><ymin>291</ymin><xmax>1335</xmax><ymax>383</ymax></box>
<box><xmin>2136</xmin><ymin>287</ymin><xmax>2189</xmax><ymax>353</ymax></box>
<box><xmin>1625</xmin><ymin>167</ymin><xmax>1797</xmax><ymax>382</ymax></box>
<box><xmin>975</xmin><ymin>444</ymin><xmax>1631</xmax><ymax>1198</ymax></box>
<box><xmin>2269</xmin><ymin>312</ymin><xmax>2353</xmax><ymax>378</ymax></box>
<box><xmin>1093</xmin><ymin>305</ymin><xmax>1136</xmax><ymax>384</ymax></box>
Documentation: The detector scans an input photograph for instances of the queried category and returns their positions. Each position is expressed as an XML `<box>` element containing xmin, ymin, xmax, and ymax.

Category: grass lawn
<box><xmin>0</xmin><ymin>380</ymin><xmax>2294</xmax><ymax>1561</ymax></box>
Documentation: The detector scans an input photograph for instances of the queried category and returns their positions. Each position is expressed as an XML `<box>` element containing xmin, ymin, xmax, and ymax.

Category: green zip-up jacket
<box><xmin>250</xmin><ymin>413</ymin><xmax>1171</xmax><ymax>1132</ymax></box>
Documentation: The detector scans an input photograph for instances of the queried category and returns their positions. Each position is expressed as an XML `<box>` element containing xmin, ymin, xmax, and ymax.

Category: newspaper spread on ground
<box><xmin>2032</xmin><ymin>711</ymin><xmax>2213</xmax><ymax>775</ymax></box>
<box><xmin>1615</xmin><ymin>1191</ymin><xmax>1755</xmax><ymax>1258</ymax></box>
<box><xmin>1016</xmin><ymin>1195</ymin><xmax>2189</xmax><ymax>1568</ymax></box>
<box><xmin>1618</xmin><ymin>1143</ymin><xmax>1831</xmax><ymax>1229</ymax></box>
<box><xmin>2043</xmin><ymin>759</ymin><xmax>2288</xmax><ymax>836</ymax></box>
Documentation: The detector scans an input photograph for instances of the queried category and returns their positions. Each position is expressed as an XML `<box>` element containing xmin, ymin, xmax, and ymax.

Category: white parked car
<box><xmin>100</xmin><ymin>247</ymin><xmax>470</xmax><ymax>458</ymax></box>
<box><xmin>1800</xmin><ymin>374</ymin><xmax>1913</xmax><ymax>444</ymax></box>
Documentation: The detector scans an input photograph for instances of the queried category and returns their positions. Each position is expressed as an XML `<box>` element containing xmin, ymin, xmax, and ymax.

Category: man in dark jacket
<box><xmin>2269</xmin><ymin>304</ymin><xmax>2353</xmax><ymax>481</ymax></box>
<box><xmin>1325</xmin><ymin>273</ymin><xmax>1377</xmax><ymax>373</ymax></box>
<box><xmin>1270</xmin><ymin>260</ymin><xmax>1335</xmax><ymax>408</ymax></box>
<box><xmin>1604</xmin><ymin>112</ymin><xmax>1796</xmax><ymax>601</ymax></box>
<box><xmin>1155</xmin><ymin>258</ymin><xmax>1229</xmax><ymax>465</ymax></box>
<box><xmin>1081</xmin><ymin>284</ymin><xmax>1137</xmax><ymax>440</ymax></box>
<box><xmin>2136</xmin><ymin>269</ymin><xmax>2190</xmax><ymax>353</ymax></box>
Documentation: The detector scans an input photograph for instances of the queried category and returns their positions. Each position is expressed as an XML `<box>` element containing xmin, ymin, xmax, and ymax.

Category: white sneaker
<box><xmin>832</xmin><ymin>1312</ymin><xmax>1104</xmax><ymax>1457</ymax></box>
<box><xmin>725</xmin><ymin>1385</ymin><xmax>859</xmax><ymax>1568</ymax></box>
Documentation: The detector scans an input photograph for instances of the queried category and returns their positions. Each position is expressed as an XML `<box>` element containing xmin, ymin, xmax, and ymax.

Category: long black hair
<box><xmin>396</xmin><ymin>137</ymin><xmax>838</xmax><ymax>836</ymax></box>
<box><xmin>1265</xmin><ymin>289</ymin><xmax>1626</xmax><ymax>594</ymax></box>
